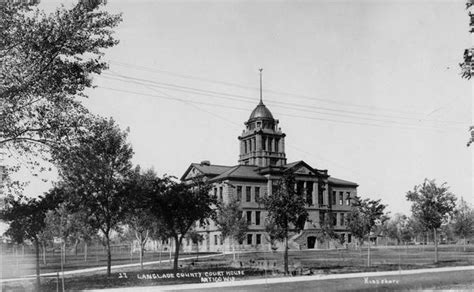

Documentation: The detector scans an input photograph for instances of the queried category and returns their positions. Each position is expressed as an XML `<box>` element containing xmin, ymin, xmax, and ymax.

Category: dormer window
<box><xmin>256</xmin><ymin>122</ymin><xmax>261</xmax><ymax>128</ymax></box>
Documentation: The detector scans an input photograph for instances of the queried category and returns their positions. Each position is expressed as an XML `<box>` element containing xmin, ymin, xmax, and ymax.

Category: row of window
<box><xmin>213</xmin><ymin>187</ymin><xmax>224</xmax><ymax>201</ymax></box>
<box><xmin>243</xmin><ymin>136</ymin><xmax>280</xmax><ymax>153</ymax></box>
<box><xmin>214</xmin><ymin>184</ymin><xmax>352</xmax><ymax>207</ymax></box>
<box><xmin>331</xmin><ymin>191</ymin><xmax>351</xmax><ymax>206</ymax></box>
<box><xmin>246</xmin><ymin>233</ymin><xmax>262</xmax><ymax>245</ymax></box>
<box><xmin>319</xmin><ymin>212</ymin><xmax>346</xmax><ymax>226</ymax></box>
<box><xmin>245</xmin><ymin>210</ymin><xmax>261</xmax><ymax>225</ymax></box>
<box><xmin>237</xmin><ymin>185</ymin><xmax>260</xmax><ymax>202</ymax></box>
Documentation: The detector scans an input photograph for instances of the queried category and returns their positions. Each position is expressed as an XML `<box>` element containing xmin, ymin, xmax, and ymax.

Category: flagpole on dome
<box><xmin>259</xmin><ymin>68</ymin><xmax>263</xmax><ymax>104</ymax></box>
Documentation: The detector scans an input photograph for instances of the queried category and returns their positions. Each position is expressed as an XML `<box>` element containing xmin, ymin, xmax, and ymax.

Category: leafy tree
<box><xmin>406</xmin><ymin>179</ymin><xmax>457</xmax><ymax>263</ymax></box>
<box><xmin>0</xmin><ymin>193</ymin><xmax>59</xmax><ymax>290</ymax></box>
<box><xmin>122</xmin><ymin>166</ymin><xmax>160</xmax><ymax>269</ymax></box>
<box><xmin>384</xmin><ymin>213</ymin><xmax>413</xmax><ymax>245</ymax></box>
<box><xmin>185</xmin><ymin>230</ymin><xmax>204</xmax><ymax>261</ymax></box>
<box><xmin>461</xmin><ymin>2</ymin><xmax>474</xmax><ymax>146</ymax></box>
<box><xmin>345</xmin><ymin>195</ymin><xmax>387</xmax><ymax>267</ymax></box>
<box><xmin>215</xmin><ymin>192</ymin><xmax>249</xmax><ymax>261</ymax></box>
<box><xmin>151</xmin><ymin>177</ymin><xmax>216</xmax><ymax>272</ymax></box>
<box><xmin>0</xmin><ymin>1</ymin><xmax>121</xmax><ymax>165</ymax></box>
<box><xmin>260</xmin><ymin>171</ymin><xmax>309</xmax><ymax>275</ymax></box>
<box><xmin>264</xmin><ymin>218</ymin><xmax>285</xmax><ymax>252</ymax></box>
<box><xmin>452</xmin><ymin>197</ymin><xmax>474</xmax><ymax>251</ymax></box>
<box><xmin>53</xmin><ymin>117</ymin><xmax>133</xmax><ymax>276</ymax></box>
<box><xmin>316</xmin><ymin>212</ymin><xmax>340</xmax><ymax>249</ymax></box>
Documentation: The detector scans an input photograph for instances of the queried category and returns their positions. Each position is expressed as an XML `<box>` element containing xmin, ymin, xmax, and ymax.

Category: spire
<box><xmin>259</xmin><ymin>68</ymin><xmax>263</xmax><ymax>104</ymax></box>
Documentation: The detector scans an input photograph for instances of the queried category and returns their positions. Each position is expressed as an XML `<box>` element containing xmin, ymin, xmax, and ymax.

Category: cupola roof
<box><xmin>248</xmin><ymin>101</ymin><xmax>274</xmax><ymax>120</ymax></box>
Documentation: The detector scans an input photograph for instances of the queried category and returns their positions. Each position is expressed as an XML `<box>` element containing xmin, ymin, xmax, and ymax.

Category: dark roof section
<box><xmin>328</xmin><ymin>177</ymin><xmax>359</xmax><ymax>187</ymax></box>
<box><xmin>248</xmin><ymin>102</ymin><xmax>274</xmax><ymax>121</ymax></box>
<box><xmin>210</xmin><ymin>165</ymin><xmax>266</xmax><ymax>182</ymax></box>
<box><xmin>180</xmin><ymin>163</ymin><xmax>232</xmax><ymax>181</ymax></box>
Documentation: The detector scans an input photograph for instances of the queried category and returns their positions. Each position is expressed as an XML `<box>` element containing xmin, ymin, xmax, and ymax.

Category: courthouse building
<box><xmin>181</xmin><ymin>82</ymin><xmax>358</xmax><ymax>252</ymax></box>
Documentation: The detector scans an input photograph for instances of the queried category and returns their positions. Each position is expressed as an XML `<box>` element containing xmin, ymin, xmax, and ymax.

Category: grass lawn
<box><xmin>2</xmin><ymin>244</ymin><xmax>473</xmax><ymax>291</ymax></box>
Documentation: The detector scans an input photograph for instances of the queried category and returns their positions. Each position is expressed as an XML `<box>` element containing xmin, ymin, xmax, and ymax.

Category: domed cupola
<box><xmin>237</xmin><ymin>69</ymin><xmax>286</xmax><ymax>167</ymax></box>
<box><xmin>248</xmin><ymin>101</ymin><xmax>274</xmax><ymax>121</ymax></box>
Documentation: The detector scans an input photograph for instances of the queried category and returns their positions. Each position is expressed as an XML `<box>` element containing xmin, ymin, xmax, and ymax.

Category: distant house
<box><xmin>181</xmin><ymin>91</ymin><xmax>358</xmax><ymax>252</ymax></box>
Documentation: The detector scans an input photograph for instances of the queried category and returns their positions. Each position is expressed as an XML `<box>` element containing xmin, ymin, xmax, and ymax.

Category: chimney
<box><xmin>200</xmin><ymin>160</ymin><xmax>211</xmax><ymax>166</ymax></box>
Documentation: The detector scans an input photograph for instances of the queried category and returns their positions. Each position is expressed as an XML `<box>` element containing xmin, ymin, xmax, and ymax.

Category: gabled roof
<box><xmin>210</xmin><ymin>165</ymin><xmax>266</xmax><ymax>182</ymax></box>
<box><xmin>180</xmin><ymin>163</ymin><xmax>232</xmax><ymax>181</ymax></box>
<box><xmin>284</xmin><ymin>160</ymin><xmax>329</xmax><ymax>177</ymax></box>
<box><xmin>328</xmin><ymin>177</ymin><xmax>358</xmax><ymax>187</ymax></box>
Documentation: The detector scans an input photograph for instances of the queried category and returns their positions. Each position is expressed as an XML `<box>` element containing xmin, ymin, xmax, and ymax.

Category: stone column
<box><xmin>312</xmin><ymin>182</ymin><xmax>317</xmax><ymax>207</ymax></box>
<box><xmin>280</xmin><ymin>137</ymin><xmax>285</xmax><ymax>153</ymax></box>
<box><xmin>267</xmin><ymin>179</ymin><xmax>272</xmax><ymax>196</ymax></box>
<box><xmin>256</xmin><ymin>134</ymin><xmax>262</xmax><ymax>151</ymax></box>
<box><xmin>323</xmin><ymin>182</ymin><xmax>329</xmax><ymax>206</ymax></box>
<box><xmin>303</xmin><ymin>181</ymin><xmax>307</xmax><ymax>203</ymax></box>
<box><xmin>240</xmin><ymin>140</ymin><xmax>244</xmax><ymax>155</ymax></box>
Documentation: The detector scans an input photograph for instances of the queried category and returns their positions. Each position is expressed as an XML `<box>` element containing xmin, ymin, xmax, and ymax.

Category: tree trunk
<box><xmin>232</xmin><ymin>242</ymin><xmax>236</xmax><ymax>262</ymax></box>
<box><xmin>62</xmin><ymin>242</ymin><xmax>66</xmax><ymax>264</ymax></box>
<box><xmin>463</xmin><ymin>236</ymin><xmax>466</xmax><ymax>252</ymax></box>
<box><xmin>140</xmin><ymin>241</ymin><xmax>144</xmax><ymax>270</ymax></box>
<box><xmin>367</xmin><ymin>236</ymin><xmax>371</xmax><ymax>267</ymax></box>
<box><xmin>159</xmin><ymin>242</ymin><xmax>163</xmax><ymax>266</ymax></box>
<box><xmin>35</xmin><ymin>239</ymin><xmax>41</xmax><ymax>291</ymax></box>
<box><xmin>105</xmin><ymin>234</ymin><xmax>112</xmax><ymax>277</ymax></box>
<box><xmin>84</xmin><ymin>242</ymin><xmax>88</xmax><ymax>262</ymax></box>
<box><xmin>41</xmin><ymin>242</ymin><xmax>46</xmax><ymax>265</ymax></box>
<box><xmin>173</xmin><ymin>235</ymin><xmax>182</xmax><ymax>273</ymax></box>
<box><xmin>433</xmin><ymin>228</ymin><xmax>438</xmax><ymax>263</ymax></box>
<box><xmin>284</xmin><ymin>234</ymin><xmax>289</xmax><ymax>275</ymax></box>
<box><xmin>74</xmin><ymin>239</ymin><xmax>79</xmax><ymax>256</ymax></box>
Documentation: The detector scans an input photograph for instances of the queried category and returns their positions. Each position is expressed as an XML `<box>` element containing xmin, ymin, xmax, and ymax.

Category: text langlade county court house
<box><xmin>180</xmin><ymin>76</ymin><xmax>359</xmax><ymax>253</ymax></box>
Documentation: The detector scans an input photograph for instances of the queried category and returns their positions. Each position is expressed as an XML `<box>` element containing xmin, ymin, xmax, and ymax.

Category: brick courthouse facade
<box><xmin>181</xmin><ymin>94</ymin><xmax>358</xmax><ymax>253</ymax></box>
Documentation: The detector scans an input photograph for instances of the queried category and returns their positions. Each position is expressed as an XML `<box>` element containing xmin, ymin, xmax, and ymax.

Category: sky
<box><xmin>14</xmin><ymin>0</ymin><xmax>474</xmax><ymax>216</ymax></box>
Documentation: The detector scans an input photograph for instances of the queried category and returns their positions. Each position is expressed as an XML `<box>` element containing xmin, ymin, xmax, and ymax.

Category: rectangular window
<box><xmin>219</xmin><ymin>187</ymin><xmax>223</xmax><ymax>201</ymax></box>
<box><xmin>332</xmin><ymin>213</ymin><xmax>337</xmax><ymax>226</ymax></box>
<box><xmin>214</xmin><ymin>234</ymin><xmax>218</xmax><ymax>245</ymax></box>
<box><xmin>332</xmin><ymin>191</ymin><xmax>337</xmax><ymax>205</ymax></box>
<box><xmin>246</xmin><ymin>211</ymin><xmax>252</xmax><ymax>224</ymax></box>
<box><xmin>247</xmin><ymin>234</ymin><xmax>252</xmax><ymax>245</ymax></box>
<box><xmin>246</xmin><ymin>186</ymin><xmax>251</xmax><ymax>202</ymax></box>
<box><xmin>213</xmin><ymin>188</ymin><xmax>217</xmax><ymax>198</ymax></box>
<box><xmin>339</xmin><ymin>192</ymin><xmax>343</xmax><ymax>205</ymax></box>
<box><xmin>255</xmin><ymin>211</ymin><xmax>261</xmax><ymax>225</ymax></box>
<box><xmin>340</xmin><ymin>213</ymin><xmax>345</xmax><ymax>226</ymax></box>
<box><xmin>319</xmin><ymin>211</ymin><xmax>325</xmax><ymax>225</ymax></box>
<box><xmin>306</xmin><ymin>182</ymin><xmax>313</xmax><ymax>205</ymax></box>
<box><xmin>346</xmin><ymin>192</ymin><xmax>351</xmax><ymax>205</ymax></box>
<box><xmin>318</xmin><ymin>185</ymin><xmax>324</xmax><ymax>205</ymax></box>
<box><xmin>255</xmin><ymin>187</ymin><xmax>260</xmax><ymax>202</ymax></box>
<box><xmin>237</xmin><ymin>186</ymin><xmax>242</xmax><ymax>201</ymax></box>
<box><xmin>348</xmin><ymin>234</ymin><xmax>352</xmax><ymax>243</ymax></box>
<box><xmin>256</xmin><ymin>234</ymin><xmax>261</xmax><ymax>245</ymax></box>
<box><xmin>220</xmin><ymin>235</ymin><xmax>224</xmax><ymax>245</ymax></box>
<box><xmin>262</xmin><ymin>137</ymin><xmax>266</xmax><ymax>151</ymax></box>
